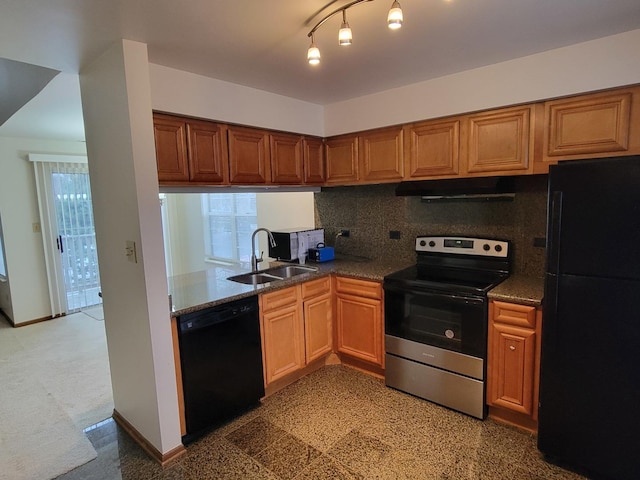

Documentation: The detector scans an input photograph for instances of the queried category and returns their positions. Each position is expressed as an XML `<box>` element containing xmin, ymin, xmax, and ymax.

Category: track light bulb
<box><xmin>388</xmin><ymin>0</ymin><xmax>403</xmax><ymax>29</ymax></box>
<box><xmin>307</xmin><ymin>34</ymin><xmax>321</xmax><ymax>65</ymax></box>
<box><xmin>339</xmin><ymin>10</ymin><xmax>352</xmax><ymax>46</ymax></box>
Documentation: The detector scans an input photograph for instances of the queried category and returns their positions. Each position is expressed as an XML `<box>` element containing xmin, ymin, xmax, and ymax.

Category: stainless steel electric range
<box><xmin>383</xmin><ymin>236</ymin><xmax>510</xmax><ymax>419</ymax></box>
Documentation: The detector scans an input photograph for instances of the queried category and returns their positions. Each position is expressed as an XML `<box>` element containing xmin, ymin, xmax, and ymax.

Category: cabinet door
<box><xmin>187</xmin><ymin>120</ymin><xmax>229</xmax><ymax>183</ymax></box>
<box><xmin>228</xmin><ymin>126</ymin><xmax>271</xmax><ymax>184</ymax></box>
<box><xmin>404</xmin><ymin>119</ymin><xmax>460</xmax><ymax>178</ymax></box>
<box><xmin>359</xmin><ymin>126</ymin><xmax>404</xmax><ymax>183</ymax></box>
<box><xmin>304</xmin><ymin>291</ymin><xmax>333</xmax><ymax>362</ymax></box>
<box><xmin>261</xmin><ymin>302</ymin><xmax>304</xmax><ymax>385</ymax></box>
<box><xmin>153</xmin><ymin>113</ymin><xmax>189</xmax><ymax>183</ymax></box>
<box><xmin>488</xmin><ymin>322</ymin><xmax>537</xmax><ymax>415</ymax></box>
<box><xmin>303</xmin><ymin>137</ymin><xmax>325</xmax><ymax>184</ymax></box>
<box><xmin>270</xmin><ymin>133</ymin><xmax>304</xmax><ymax>184</ymax></box>
<box><xmin>545</xmin><ymin>91</ymin><xmax>632</xmax><ymax>159</ymax></box>
<box><xmin>325</xmin><ymin>134</ymin><xmax>358</xmax><ymax>184</ymax></box>
<box><xmin>335</xmin><ymin>293</ymin><xmax>383</xmax><ymax>366</ymax></box>
<box><xmin>466</xmin><ymin>106</ymin><xmax>533</xmax><ymax>174</ymax></box>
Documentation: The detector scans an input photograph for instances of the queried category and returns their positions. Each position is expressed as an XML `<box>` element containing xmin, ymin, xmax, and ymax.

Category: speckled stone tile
<box><xmin>56</xmin><ymin>365</ymin><xmax>589</xmax><ymax>480</ymax></box>
<box><xmin>326</xmin><ymin>429</ymin><xmax>394</xmax><ymax>478</ymax></box>
<box><xmin>225</xmin><ymin>416</ymin><xmax>288</xmax><ymax>456</ymax></box>
<box><xmin>294</xmin><ymin>455</ymin><xmax>363</xmax><ymax>480</ymax></box>
<box><xmin>254</xmin><ymin>433</ymin><xmax>322</xmax><ymax>480</ymax></box>
<box><xmin>178</xmin><ymin>437</ymin><xmax>278</xmax><ymax>480</ymax></box>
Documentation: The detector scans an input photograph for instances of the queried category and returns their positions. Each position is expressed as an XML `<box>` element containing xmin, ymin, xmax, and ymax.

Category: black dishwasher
<box><xmin>177</xmin><ymin>296</ymin><xmax>264</xmax><ymax>444</ymax></box>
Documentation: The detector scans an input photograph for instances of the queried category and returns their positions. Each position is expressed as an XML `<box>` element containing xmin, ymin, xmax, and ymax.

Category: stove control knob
<box><xmin>428</xmin><ymin>241</ymin><xmax>436</xmax><ymax>247</ymax></box>
<box><xmin>483</xmin><ymin>244</ymin><xmax>490</xmax><ymax>251</ymax></box>
<box><xmin>419</xmin><ymin>240</ymin><xmax>427</xmax><ymax>247</ymax></box>
<box><xmin>495</xmin><ymin>245</ymin><xmax>503</xmax><ymax>252</ymax></box>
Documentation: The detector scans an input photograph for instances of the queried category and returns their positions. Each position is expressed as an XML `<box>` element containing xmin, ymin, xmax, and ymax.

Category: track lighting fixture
<box><xmin>306</xmin><ymin>0</ymin><xmax>403</xmax><ymax>66</ymax></box>
<box><xmin>307</xmin><ymin>32</ymin><xmax>321</xmax><ymax>65</ymax></box>
<box><xmin>387</xmin><ymin>0</ymin><xmax>403</xmax><ymax>29</ymax></box>
<box><xmin>339</xmin><ymin>10</ymin><xmax>353</xmax><ymax>46</ymax></box>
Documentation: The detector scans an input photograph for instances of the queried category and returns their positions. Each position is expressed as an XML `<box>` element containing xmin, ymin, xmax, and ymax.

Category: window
<box><xmin>202</xmin><ymin>193</ymin><xmax>257</xmax><ymax>263</ymax></box>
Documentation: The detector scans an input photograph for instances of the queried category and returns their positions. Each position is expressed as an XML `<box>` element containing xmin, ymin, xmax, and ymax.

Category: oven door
<box><xmin>384</xmin><ymin>283</ymin><xmax>487</xmax><ymax>358</ymax></box>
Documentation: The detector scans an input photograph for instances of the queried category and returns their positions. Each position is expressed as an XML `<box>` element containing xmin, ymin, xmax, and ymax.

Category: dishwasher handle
<box><xmin>178</xmin><ymin>296</ymin><xmax>258</xmax><ymax>334</ymax></box>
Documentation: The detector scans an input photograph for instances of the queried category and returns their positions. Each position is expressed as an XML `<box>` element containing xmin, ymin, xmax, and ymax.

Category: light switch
<box><xmin>125</xmin><ymin>240</ymin><xmax>137</xmax><ymax>263</ymax></box>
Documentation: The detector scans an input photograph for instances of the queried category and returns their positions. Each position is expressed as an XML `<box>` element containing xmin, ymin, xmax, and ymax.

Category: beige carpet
<box><xmin>0</xmin><ymin>309</ymin><xmax>114</xmax><ymax>479</ymax></box>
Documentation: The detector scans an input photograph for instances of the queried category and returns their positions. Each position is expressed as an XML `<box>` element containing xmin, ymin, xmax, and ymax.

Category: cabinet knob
<box><xmin>509</xmin><ymin>345</ymin><xmax>516</xmax><ymax>351</ymax></box>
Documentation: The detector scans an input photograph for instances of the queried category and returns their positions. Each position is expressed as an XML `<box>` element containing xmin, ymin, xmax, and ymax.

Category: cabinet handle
<box><xmin>509</xmin><ymin>345</ymin><xmax>516</xmax><ymax>351</ymax></box>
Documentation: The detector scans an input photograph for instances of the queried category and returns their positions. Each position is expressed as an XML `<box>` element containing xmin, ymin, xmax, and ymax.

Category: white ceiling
<box><xmin>1</xmin><ymin>0</ymin><xmax>640</xmax><ymax>142</ymax></box>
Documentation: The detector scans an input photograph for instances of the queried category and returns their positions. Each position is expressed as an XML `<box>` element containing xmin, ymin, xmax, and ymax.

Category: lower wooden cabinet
<box><xmin>260</xmin><ymin>277</ymin><xmax>332</xmax><ymax>388</ymax></box>
<box><xmin>335</xmin><ymin>276</ymin><xmax>384</xmax><ymax>369</ymax></box>
<box><xmin>260</xmin><ymin>286</ymin><xmax>304</xmax><ymax>385</ymax></box>
<box><xmin>302</xmin><ymin>278</ymin><xmax>333</xmax><ymax>362</ymax></box>
<box><xmin>487</xmin><ymin>300</ymin><xmax>542</xmax><ymax>431</ymax></box>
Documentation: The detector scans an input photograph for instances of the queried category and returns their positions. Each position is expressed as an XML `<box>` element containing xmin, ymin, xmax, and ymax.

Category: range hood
<box><xmin>395</xmin><ymin>176</ymin><xmax>516</xmax><ymax>201</ymax></box>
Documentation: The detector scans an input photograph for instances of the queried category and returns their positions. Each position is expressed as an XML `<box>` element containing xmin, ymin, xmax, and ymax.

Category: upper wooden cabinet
<box><xmin>303</xmin><ymin>137</ymin><xmax>325</xmax><ymax>185</ymax></box>
<box><xmin>153</xmin><ymin>113</ymin><xmax>229</xmax><ymax>185</ymax></box>
<box><xmin>270</xmin><ymin>132</ymin><xmax>303</xmax><ymax>184</ymax></box>
<box><xmin>403</xmin><ymin>105</ymin><xmax>536</xmax><ymax>180</ymax></box>
<box><xmin>228</xmin><ymin>125</ymin><xmax>271</xmax><ymax>184</ymax></box>
<box><xmin>404</xmin><ymin>119</ymin><xmax>460</xmax><ymax>178</ymax></box>
<box><xmin>464</xmin><ymin>106</ymin><xmax>535</xmax><ymax>175</ymax></box>
<box><xmin>536</xmin><ymin>85</ymin><xmax>640</xmax><ymax>172</ymax></box>
<box><xmin>325</xmin><ymin>134</ymin><xmax>358</xmax><ymax>185</ymax></box>
<box><xmin>358</xmin><ymin>126</ymin><xmax>404</xmax><ymax>183</ymax></box>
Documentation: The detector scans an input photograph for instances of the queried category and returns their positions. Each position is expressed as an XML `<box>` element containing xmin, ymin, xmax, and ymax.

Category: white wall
<box><xmin>163</xmin><ymin>194</ymin><xmax>206</xmax><ymax>276</ymax></box>
<box><xmin>255</xmin><ymin>192</ymin><xmax>316</xmax><ymax>261</ymax></box>
<box><xmin>80</xmin><ymin>40</ymin><xmax>181</xmax><ymax>455</ymax></box>
<box><xmin>0</xmin><ymin>136</ymin><xmax>86</xmax><ymax>324</ymax></box>
<box><xmin>149</xmin><ymin>64</ymin><xmax>325</xmax><ymax>136</ymax></box>
<box><xmin>324</xmin><ymin>29</ymin><xmax>640</xmax><ymax>135</ymax></box>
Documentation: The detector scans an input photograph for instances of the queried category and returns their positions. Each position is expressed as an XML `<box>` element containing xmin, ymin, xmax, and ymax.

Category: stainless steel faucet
<box><xmin>251</xmin><ymin>228</ymin><xmax>276</xmax><ymax>271</ymax></box>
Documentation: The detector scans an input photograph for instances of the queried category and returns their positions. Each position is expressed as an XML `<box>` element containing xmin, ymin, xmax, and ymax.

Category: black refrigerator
<box><xmin>538</xmin><ymin>155</ymin><xmax>640</xmax><ymax>480</ymax></box>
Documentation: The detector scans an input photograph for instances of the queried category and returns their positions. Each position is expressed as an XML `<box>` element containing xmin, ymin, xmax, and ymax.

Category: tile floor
<box><xmin>56</xmin><ymin>365</ymin><xmax>588</xmax><ymax>480</ymax></box>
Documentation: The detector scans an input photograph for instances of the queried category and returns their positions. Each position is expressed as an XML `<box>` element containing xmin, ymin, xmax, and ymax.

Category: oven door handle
<box><xmin>384</xmin><ymin>284</ymin><xmax>485</xmax><ymax>305</ymax></box>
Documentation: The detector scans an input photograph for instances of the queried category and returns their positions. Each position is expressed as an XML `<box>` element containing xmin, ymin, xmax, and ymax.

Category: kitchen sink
<box><xmin>227</xmin><ymin>265</ymin><xmax>318</xmax><ymax>285</ymax></box>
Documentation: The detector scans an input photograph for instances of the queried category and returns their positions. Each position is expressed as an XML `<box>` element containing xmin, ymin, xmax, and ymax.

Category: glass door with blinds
<box><xmin>31</xmin><ymin>155</ymin><xmax>101</xmax><ymax>315</ymax></box>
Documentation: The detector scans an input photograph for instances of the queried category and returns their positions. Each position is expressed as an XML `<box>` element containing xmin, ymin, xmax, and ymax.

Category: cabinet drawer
<box><xmin>335</xmin><ymin>276</ymin><xmax>382</xmax><ymax>299</ymax></box>
<box><xmin>301</xmin><ymin>276</ymin><xmax>330</xmax><ymax>300</ymax></box>
<box><xmin>260</xmin><ymin>286</ymin><xmax>299</xmax><ymax>312</ymax></box>
<box><xmin>492</xmin><ymin>301</ymin><xmax>536</xmax><ymax>329</ymax></box>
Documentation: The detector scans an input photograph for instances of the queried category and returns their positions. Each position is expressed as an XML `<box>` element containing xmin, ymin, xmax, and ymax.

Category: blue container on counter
<box><xmin>308</xmin><ymin>243</ymin><xmax>335</xmax><ymax>263</ymax></box>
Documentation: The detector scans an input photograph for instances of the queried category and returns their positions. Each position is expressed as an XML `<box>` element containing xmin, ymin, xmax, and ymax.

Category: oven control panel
<box><xmin>415</xmin><ymin>236</ymin><xmax>509</xmax><ymax>258</ymax></box>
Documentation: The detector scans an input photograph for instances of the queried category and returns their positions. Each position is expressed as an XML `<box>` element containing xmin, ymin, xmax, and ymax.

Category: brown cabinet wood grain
<box><xmin>186</xmin><ymin>120</ymin><xmax>229</xmax><ymax>183</ymax></box>
<box><xmin>358</xmin><ymin>126</ymin><xmax>404</xmax><ymax>183</ymax></box>
<box><xmin>153</xmin><ymin>113</ymin><xmax>229</xmax><ymax>185</ymax></box>
<box><xmin>260</xmin><ymin>286</ymin><xmax>304</xmax><ymax>385</ymax></box>
<box><xmin>270</xmin><ymin>132</ymin><xmax>304</xmax><ymax>184</ymax></box>
<box><xmin>260</xmin><ymin>278</ymin><xmax>333</xmax><ymax>388</ymax></box>
<box><xmin>536</xmin><ymin>86</ymin><xmax>640</xmax><ymax>172</ymax></box>
<box><xmin>404</xmin><ymin>119</ymin><xmax>460</xmax><ymax>178</ymax></box>
<box><xmin>335</xmin><ymin>277</ymin><xmax>383</xmax><ymax>367</ymax></box>
<box><xmin>302</xmin><ymin>277</ymin><xmax>333</xmax><ymax>363</ymax></box>
<box><xmin>325</xmin><ymin>134</ymin><xmax>358</xmax><ymax>184</ymax></box>
<box><xmin>487</xmin><ymin>300</ymin><xmax>542</xmax><ymax>431</ymax></box>
<box><xmin>228</xmin><ymin>125</ymin><xmax>271</xmax><ymax>184</ymax></box>
<box><xmin>303</xmin><ymin>137</ymin><xmax>325</xmax><ymax>184</ymax></box>
<box><xmin>465</xmin><ymin>106</ymin><xmax>534</xmax><ymax>175</ymax></box>
<box><xmin>153</xmin><ymin>113</ymin><xmax>190</xmax><ymax>183</ymax></box>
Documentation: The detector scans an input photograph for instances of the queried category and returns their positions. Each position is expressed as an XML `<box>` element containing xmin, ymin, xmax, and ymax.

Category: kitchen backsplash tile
<box><xmin>314</xmin><ymin>176</ymin><xmax>548</xmax><ymax>277</ymax></box>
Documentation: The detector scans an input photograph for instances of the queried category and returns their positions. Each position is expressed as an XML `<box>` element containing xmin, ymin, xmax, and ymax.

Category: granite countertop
<box><xmin>169</xmin><ymin>256</ymin><xmax>545</xmax><ymax>317</ymax></box>
<box><xmin>488</xmin><ymin>274</ymin><xmax>545</xmax><ymax>307</ymax></box>
<box><xmin>168</xmin><ymin>255</ymin><xmax>414</xmax><ymax>317</ymax></box>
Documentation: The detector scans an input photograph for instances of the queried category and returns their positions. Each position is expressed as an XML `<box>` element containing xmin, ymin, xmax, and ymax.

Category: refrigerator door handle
<box><xmin>547</xmin><ymin>191</ymin><xmax>563</xmax><ymax>275</ymax></box>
